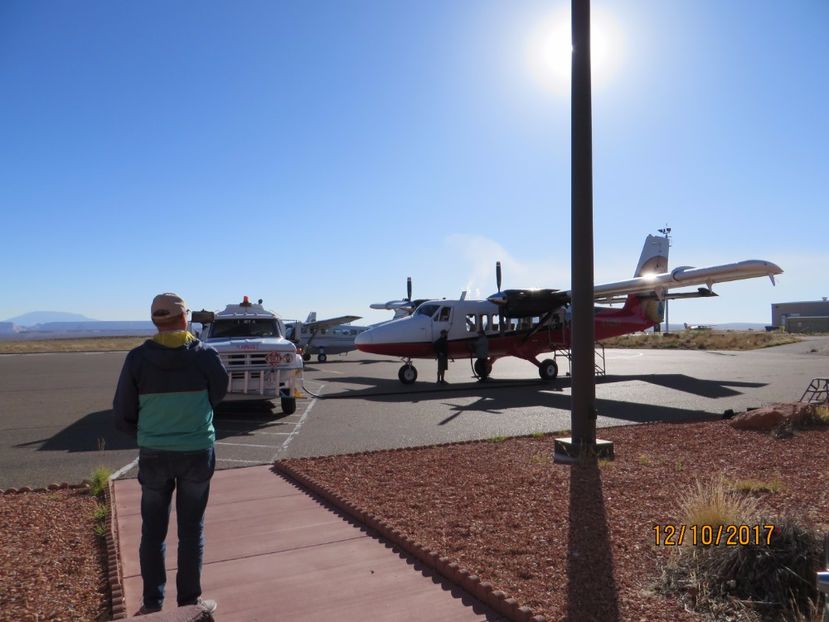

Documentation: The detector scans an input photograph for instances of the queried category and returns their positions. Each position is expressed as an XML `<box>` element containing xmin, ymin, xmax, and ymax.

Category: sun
<box><xmin>527</xmin><ymin>6</ymin><xmax>624</xmax><ymax>94</ymax></box>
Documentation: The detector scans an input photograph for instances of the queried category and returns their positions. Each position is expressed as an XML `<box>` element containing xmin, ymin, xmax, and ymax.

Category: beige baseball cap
<box><xmin>151</xmin><ymin>292</ymin><xmax>188</xmax><ymax>320</ymax></box>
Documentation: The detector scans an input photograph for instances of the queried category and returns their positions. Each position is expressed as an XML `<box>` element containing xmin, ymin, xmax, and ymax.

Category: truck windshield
<box><xmin>209</xmin><ymin>319</ymin><xmax>281</xmax><ymax>338</ymax></box>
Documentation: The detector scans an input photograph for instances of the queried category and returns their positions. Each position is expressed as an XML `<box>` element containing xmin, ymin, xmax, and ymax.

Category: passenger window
<box><xmin>466</xmin><ymin>314</ymin><xmax>477</xmax><ymax>333</ymax></box>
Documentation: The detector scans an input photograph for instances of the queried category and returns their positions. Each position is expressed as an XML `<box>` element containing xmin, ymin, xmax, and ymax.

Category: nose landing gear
<box><xmin>398</xmin><ymin>359</ymin><xmax>418</xmax><ymax>384</ymax></box>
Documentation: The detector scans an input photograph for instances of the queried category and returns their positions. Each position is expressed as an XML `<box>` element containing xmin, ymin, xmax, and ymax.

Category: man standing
<box><xmin>434</xmin><ymin>329</ymin><xmax>449</xmax><ymax>384</ymax></box>
<box><xmin>114</xmin><ymin>293</ymin><xmax>228</xmax><ymax>616</ymax></box>
<box><xmin>475</xmin><ymin>329</ymin><xmax>490</xmax><ymax>382</ymax></box>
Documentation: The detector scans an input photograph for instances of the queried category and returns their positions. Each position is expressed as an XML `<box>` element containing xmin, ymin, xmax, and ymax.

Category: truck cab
<box><xmin>192</xmin><ymin>296</ymin><xmax>303</xmax><ymax>415</ymax></box>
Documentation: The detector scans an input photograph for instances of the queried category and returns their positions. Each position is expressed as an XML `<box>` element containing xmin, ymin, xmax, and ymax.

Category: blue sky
<box><xmin>1</xmin><ymin>1</ymin><xmax>826</xmax><ymax>326</ymax></box>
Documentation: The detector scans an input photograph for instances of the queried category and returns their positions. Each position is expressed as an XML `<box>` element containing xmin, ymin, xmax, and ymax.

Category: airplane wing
<box><xmin>588</xmin><ymin>260</ymin><xmax>782</xmax><ymax>302</ymax></box>
<box><xmin>303</xmin><ymin>315</ymin><xmax>362</xmax><ymax>332</ymax></box>
<box><xmin>489</xmin><ymin>260</ymin><xmax>782</xmax><ymax>316</ymax></box>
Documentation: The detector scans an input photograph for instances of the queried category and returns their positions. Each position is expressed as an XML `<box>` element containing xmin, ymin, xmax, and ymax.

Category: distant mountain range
<box><xmin>4</xmin><ymin>311</ymin><xmax>97</xmax><ymax>326</ymax></box>
<box><xmin>0</xmin><ymin>311</ymin><xmax>156</xmax><ymax>340</ymax></box>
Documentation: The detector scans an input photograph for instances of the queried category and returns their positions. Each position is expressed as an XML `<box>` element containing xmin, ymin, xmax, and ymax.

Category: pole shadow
<box><xmin>566</xmin><ymin>458</ymin><xmax>620</xmax><ymax>621</ymax></box>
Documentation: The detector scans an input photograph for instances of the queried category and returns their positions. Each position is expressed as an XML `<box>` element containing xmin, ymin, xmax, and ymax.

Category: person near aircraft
<box><xmin>474</xmin><ymin>329</ymin><xmax>489</xmax><ymax>382</ymax></box>
<box><xmin>434</xmin><ymin>329</ymin><xmax>449</xmax><ymax>383</ymax></box>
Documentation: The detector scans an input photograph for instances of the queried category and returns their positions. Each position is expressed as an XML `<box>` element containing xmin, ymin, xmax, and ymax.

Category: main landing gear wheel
<box><xmin>317</xmin><ymin>352</ymin><xmax>328</xmax><ymax>363</ymax></box>
<box><xmin>398</xmin><ymin>364</ymin><xmax>418</xmax><ymax>384</ymax></box>
<box><xmin>281</xmin><ymin>397</ymin><xmax>297</xmax><ymax>415</ymax></box>
<box><xmin>538</xmin><ymin>358</ymin><xmax>558</xmax><ymax>381</ymax></box>
<box><xmin>474</xmin><ymin>358</ymin><xmax>492</xmax><ymax>380</ymax></box>
<box><xmin>302</xmin><ymin>352</ymin><xmax>311</xmax><ymax>362</ymax></box>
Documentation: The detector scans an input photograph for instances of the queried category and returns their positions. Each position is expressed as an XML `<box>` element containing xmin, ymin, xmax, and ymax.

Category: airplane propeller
<box><xmin>370</xmin><ymin>276</ymin><xmax>427</xmax><ymax>315</ymax></box>
<box><xmin>486</xmin><ymin>261</ymin><xmax>570</xmax><ymax>317</ymax></box>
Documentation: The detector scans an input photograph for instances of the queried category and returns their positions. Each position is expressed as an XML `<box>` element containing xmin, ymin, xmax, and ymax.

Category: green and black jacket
<box><xmin>113</xmin><ymin>333</ymin><xmax>228</xmax><ymax>451</ymax></box>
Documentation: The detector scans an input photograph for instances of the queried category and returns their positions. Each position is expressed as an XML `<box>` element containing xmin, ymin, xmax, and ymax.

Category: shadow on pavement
<box><xmin>15</xmin><ymin>402</ymin><xmax>286</xmax><ymax>452</ymax></box>
<box><xmin>321</xmin><ymin>372</ymin><xmax>766</xmax><ymax>401</ymax></box>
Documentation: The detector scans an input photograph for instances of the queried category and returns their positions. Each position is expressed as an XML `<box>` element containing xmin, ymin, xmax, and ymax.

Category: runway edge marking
<box><xmin>272</xmin><ymin>385</ymin><xmax>325</xmax><ymax>462</ymax></box>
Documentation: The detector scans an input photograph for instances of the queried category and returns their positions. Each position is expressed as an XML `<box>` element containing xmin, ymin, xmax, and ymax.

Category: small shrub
<box><xmin>809</xmin><ymin>404</ymin><xmax>829</xmax><ymax>426</ymax></box>
<box><xmin>93</xmin><ymin>502</ymin><xmax>109</xmax><ymax>522</ymax></box>
<box><xmin>487</xmin><ymin>435</ymin><xmax>507</xmax><ymax>443</ymax></box>
<box><xmin>88</xmin><ymin>466</ymin><xmax>112</xmax><ymax>498</ymax></box>
<box><xmin>637</xmin><ymin>453</ymin><xmax>653</xmax><ymax>466</ymax></box>
<box><xmin>659</xmin><ymin>518</ymin><xmax>824</xmax><ymax>621</ymax></box>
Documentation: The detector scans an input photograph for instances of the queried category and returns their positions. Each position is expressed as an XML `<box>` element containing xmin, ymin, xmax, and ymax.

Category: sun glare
<box><xmin>527</xmin><ymin>6</ymin><xmax>624</xmax><ymax>94</ymax></box>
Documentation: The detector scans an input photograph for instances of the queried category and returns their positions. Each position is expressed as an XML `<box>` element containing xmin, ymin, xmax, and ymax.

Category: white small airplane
<box><xmin>355</xmin><ymin>234</ymin><xmax>783</xmax><ymax>384</ymax></box>
<box><xmin>284</xmin><ymin>312</ymin><xmax>367</xmax><ymax>363</ymax></box>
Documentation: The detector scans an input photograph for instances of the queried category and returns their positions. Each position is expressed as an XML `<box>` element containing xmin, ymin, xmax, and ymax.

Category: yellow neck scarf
<box><xmin>153</xmin><ymin>330</ymin><xmax>196</xmax><ymax>348</ymax></box>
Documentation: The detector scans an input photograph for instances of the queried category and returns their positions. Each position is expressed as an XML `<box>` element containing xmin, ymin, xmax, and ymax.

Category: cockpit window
<box><xmin>209</xmin><ymin>319</ymin><xmax>281</xmax><ymax>338</ymax></box>
<box><xmin>437</xmin><ymin>306</ymin><xmax>451</xmax><ymax>322</ymax></box>
<box><xmin>415</xmin><ymin>304</ymin><xmax>440</xmax><ymax>318</ymax></box>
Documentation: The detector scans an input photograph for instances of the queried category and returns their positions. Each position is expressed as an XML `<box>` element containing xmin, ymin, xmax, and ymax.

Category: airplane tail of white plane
<box><xmin>626</xmin><ymin>235</ymin><xmax>670</xmax><ymax>322</ymax></box>
<box><xmin>633</xmin><ymin>234</ymin><xmax>670</xmax><ymax>277</ymax></box>
<box><xmin>306</xmin><ymin>312</ymin><xmax>317</xmax><ymax>323</ymax></box>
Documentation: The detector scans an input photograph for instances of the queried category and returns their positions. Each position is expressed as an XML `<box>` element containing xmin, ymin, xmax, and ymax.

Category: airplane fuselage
<box><xmin>354</xmin><ymin>296</ymin><xmax>658</xmax><ymax>363</ymax></box>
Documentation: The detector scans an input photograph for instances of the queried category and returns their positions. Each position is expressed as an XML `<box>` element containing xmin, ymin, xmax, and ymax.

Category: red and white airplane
<box><xmin>354</xmin><ymin>235</ymin><xmax>783</xmax><ymax>384</ymax></box>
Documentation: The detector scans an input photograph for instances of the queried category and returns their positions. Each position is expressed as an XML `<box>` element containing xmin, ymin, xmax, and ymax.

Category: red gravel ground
<box><xmin>281</xmin><ymin>420</ymin><xmax>829</xmax><ymax>621</ymax></box>
<box><xmin>0</xmin><ymin>487</ymin><xmax>110</xmax><ymax>622</ymax></box>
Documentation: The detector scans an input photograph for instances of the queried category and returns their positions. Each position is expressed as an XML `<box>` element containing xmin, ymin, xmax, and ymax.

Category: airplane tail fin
<box><xmin>634</xmin><ymin>234</ymin><xmax>670</xmax><ymax>277</ymax></box>
<box><xmin>306</xmin><ymin>312</ymin><xmax>317</xmax><ymax>323</ymax></box>
<box><xmin>624</xmin><ymin>235</ymin><xmax>669</xmax><ymax>324</ymax></box>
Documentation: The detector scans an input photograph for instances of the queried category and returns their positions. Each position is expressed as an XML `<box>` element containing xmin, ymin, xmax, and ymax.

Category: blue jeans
<box><xmin>138</xmin><ymin>447</ymin><xmax>215</xmax><ymax>609</ymax></box>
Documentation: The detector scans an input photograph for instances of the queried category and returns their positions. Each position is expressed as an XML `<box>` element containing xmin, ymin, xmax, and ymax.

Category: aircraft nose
<box><xmin>354</xmin><ymin>330</ymin><xmax>372</xmax><ymax>346</ymax></box>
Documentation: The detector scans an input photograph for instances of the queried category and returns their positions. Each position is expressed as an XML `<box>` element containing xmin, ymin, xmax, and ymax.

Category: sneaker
<box><xmin>194</xmin><ymin>598</ymin><xmax>218</xmax><ymax>614</ymax></box>
<box><xmin>137</xmin><ymin>604</ymin><xmax>162</xmax><ymax>616</ymax></box>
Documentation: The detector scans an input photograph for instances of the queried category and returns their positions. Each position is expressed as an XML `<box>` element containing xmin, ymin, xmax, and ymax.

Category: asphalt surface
<box><xmin>2</xmin><ymin>336</ymin><xmax>828</xmax><ymax>489</ymax></box>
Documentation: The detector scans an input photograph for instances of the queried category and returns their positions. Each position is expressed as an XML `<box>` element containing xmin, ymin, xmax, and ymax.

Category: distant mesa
<box><xmin>0</xmin><ymin>311</ymin><xmax>155</xmax><ymax>341</ymax></box>
<box><xmin>4</xmin><ymin>311</ymin><xmax>97</xmax><ymax>326</ymax></box>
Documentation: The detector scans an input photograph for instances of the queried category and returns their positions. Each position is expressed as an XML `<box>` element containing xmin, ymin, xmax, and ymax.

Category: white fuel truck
<box><xmin>192</xmin><ymin>297</ymin><xmax>303</xmax><ymax>415</ymax></box>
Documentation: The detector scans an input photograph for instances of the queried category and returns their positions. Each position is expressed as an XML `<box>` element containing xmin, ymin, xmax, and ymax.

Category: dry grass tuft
<box><xmin>680</xmin><ymin>476</ymin><xmax>760</xmax><ymax>529</ymax></box>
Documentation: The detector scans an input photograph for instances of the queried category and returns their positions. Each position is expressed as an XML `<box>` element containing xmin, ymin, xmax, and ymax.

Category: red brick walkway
<box><xmin>113</xmin><ymin>466</ymin><xmax>505</xmax><ymax>621</ymax></box>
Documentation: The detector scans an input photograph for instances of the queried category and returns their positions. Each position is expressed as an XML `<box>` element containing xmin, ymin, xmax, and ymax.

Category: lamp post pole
<box><xmin>569</xmin><ymin>0</ymin><xmax>597</xmax><ymax>452</ymax></box>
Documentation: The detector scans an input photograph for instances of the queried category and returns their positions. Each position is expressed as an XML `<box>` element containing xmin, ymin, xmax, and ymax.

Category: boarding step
<box><xmin>800</xmin><ymin>378</ymin><xmax>829</xmax><ymax>403</ymax></box>
<box><xmin>558</xmin><ymin>344</ymin><xmax>607</xmax><ymax>377</ymax></box>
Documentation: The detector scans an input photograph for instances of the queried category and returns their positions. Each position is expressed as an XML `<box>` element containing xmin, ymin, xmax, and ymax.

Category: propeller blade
<box><xmin>496</xmin><ymin>261</ymin><xmax>502</xmax><ymax>293</ymax></box>
<box><xmin>406</xmin><ymin>276</ymin><xmax>412</xmax><ymax>302</ymax></box>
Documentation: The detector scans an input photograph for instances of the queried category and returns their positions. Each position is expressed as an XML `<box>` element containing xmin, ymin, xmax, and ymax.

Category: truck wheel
<box><xmin>539</xmin><ymin>359</ymin><xmax>558</xmax><ymax>381</ymax></box>
<box><xmin>318</xmin><ymin>353</ymin><xmax>328</xmax><ymax>363</ymax></box>
<box><xmin>398</xmin><ymin>364</ymin><xmax>417</xmax><ymax>384</ymax></box>
<box><xmin>281</xmin><ymin>397</ymin><xmax>297</xmax><ymax>415</ymax></box>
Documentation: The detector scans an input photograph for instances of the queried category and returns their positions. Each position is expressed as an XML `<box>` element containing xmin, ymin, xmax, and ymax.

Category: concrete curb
<box><xmin>106</xmin><ymin>479</ymin><xmax>128</xmax><ymax>620</ymax></box>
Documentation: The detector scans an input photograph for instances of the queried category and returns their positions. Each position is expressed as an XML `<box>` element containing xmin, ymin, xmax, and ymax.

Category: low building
<box><xmin>771</xmin><ymin>299</ymin><xmax>829</xmax><ymax>332</ymax></box>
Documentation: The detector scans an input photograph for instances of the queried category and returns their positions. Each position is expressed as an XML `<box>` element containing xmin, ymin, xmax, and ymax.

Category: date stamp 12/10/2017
<box><xmin>654</xmin><ymin>524</ymin><xmax>776</xmax><ymax>547</ymax></box>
